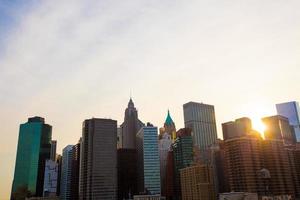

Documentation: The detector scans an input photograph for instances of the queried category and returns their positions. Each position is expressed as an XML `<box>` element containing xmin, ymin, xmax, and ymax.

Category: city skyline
<box><xmin>1</xmin><ymin>0</ymin><xmax>300</xmax><ymax>199</ymax></box>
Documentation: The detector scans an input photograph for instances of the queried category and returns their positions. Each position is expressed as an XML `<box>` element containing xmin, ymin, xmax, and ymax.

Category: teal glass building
<box><xmin>11</xmin><ymin>117</ymin><xmax>52</xmax><ymax>198</ymax></box>
<box><xmin>136</xmin><ymin>124</ymin><xmax>161</xmax><ymax>195</ymax></box>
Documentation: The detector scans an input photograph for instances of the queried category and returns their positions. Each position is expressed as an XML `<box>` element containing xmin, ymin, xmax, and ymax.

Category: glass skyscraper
<box><xmin>11</xmin><ymin>117</ymin><xmax>52</xmax><ymax>198</ymax></box>
<box><xmin>276</xmin><ymin>101</ymin><xmax>300</xmax><ymax>142</ymax></box>
<box><xmin>183</xmin><ymin>102</ymin><xmax>218</xmax><ymax>150</ymax></box>
<box><xmin>60</xmin><ymin>145</ymin><xmax>74</xmax><ymax>200</ymax></box>
<box><xmin>136</xmin><ymin>124</ymin><xmax>161</xmax><ymax>195</ymax></box>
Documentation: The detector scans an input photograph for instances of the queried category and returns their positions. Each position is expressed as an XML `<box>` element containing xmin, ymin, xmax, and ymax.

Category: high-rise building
<box><xmin>117</xmin><ymin>149</ymin><xmax>138</xmax><ymax>200</ymax></box>
<box><xmin>56</xmin><ymin>155</ymin><xmax>62</xmax><ymax>197</ymax></box>
<box><xmin>172</xmin><ymin>128</ymin><xmax>194</xmax><ymax>199</ymax></box>
<box><xmin>183</xmin><ymin>102</ymin><xmax>218</xmax><ymax>150</ymax></box>
<box><xmin>276</xmin><ymin>101</ymin><xmax>300</xmax><ymax>142</ymax></box>
<box><xmin>136</xmin><ymin>124</ymin><xmax>161</xmax><ymax>195</ymax></box>
<box><xmin>262</xmin><ymin>115</ymin><xmax>295</xmax><ymax>144</ymax></box>
<box><xmin>121</xmin><ymin>98</ymin><xmax>144</xmax><ymax>149</ymax></box>
<box><xmin>165</xmin><ymin>150</ymin><xmax>175</xmax><ymax>199</ymax></box>
<box><xmin>60</xmin><ymin>145</ymin><xmax>73</xmax><ymax>200</ymax></box>
<box><xmin>70</xmin><ymin>140</ymin><xmax>80</xmax><ymax>200</ymax></box>
<box><xmin>180</xmin><ymin>164</ymin><xmax>216</xmax><ymax>200</ymax></box>
<box><xmin>222</xmin><ymin>117</ymin><xmax>252</xmax><ymax>140</ymax></box>
<box><xmin>43</xmin><ymin>159</ymin><xmax>59</xmax><ymax>197</ymax></box>
<box><xmin>50</xmin><ymin>140</ymin><xmax>57</xmax><ymax>161</ymax></box>
<box><xmin>223</xmin><ymin>118</ymin><xmax>263</xmax><ymax>194</ymax></box>
<box><xmin>158</xmin><ymin>110</ymin><xmax>176</xmax><ymax>197</ymax></box>
<box><xmin>79</xmin><ymin>118</ymin><xmax>117</xmax><ymax>199</ymax></box>
<box><xmin>11</xmin><ymin>117</ymin><xmax>52</xmax><ymax>198</ymax></box>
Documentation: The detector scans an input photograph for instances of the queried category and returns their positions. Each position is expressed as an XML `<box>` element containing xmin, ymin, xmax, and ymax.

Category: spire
<box><xmin>165</xmin><ymin>110</ymin><xmax>174</xmax><ymax>125</ymax></box>
<box><xmin>128</xmin><ymin>97</ymin><xmax>134</xmax><ymax>108</ymax></box>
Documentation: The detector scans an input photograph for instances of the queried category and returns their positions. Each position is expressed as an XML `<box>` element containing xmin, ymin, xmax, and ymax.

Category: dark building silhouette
<box><xmin>79</xmin><ymin>118</ymin><xmax>117</xmax><ymax>199</ymax></box>
<box><xmin>71</xmin><ymin>140</ymin><xmax>80</xmax><ymax>200</ymax></box>
<box><xmin>121</xmin><ymin>98</ymin><xmax>144</xmax><ymax>149</ymax></box>
<box><xmin>117</xmin><ymin>149</ymin><xmax>138</xmax><ymax>200</ymax></box>
<box><xmin>11</xmin><ymin>117</ymin><xmax>52</xmax><ymax>199</ymax></box>
<box><xmin>222</xmin><ymin>117</ymin><xmax>252</xmax><ymax>140</ymax></box>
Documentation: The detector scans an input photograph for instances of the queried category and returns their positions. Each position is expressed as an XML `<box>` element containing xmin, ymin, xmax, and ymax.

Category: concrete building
<box><xmin>172</xmin><ymin>128</ymin><xmax>194</xmax><ymax>199</ymax></box>
<box><xmin>276</xmin><ymin>101</ymin><xmax>300</xmax><ymax>142</ymax></box>
<box><xmin>60</xmin><ymin>145</ymin><xmax>73</xmax><ymax>200</ymax></box>
<box><xmin>180</xmin><ymin>164</ymin><xmax>216</xmax><ymax>200</ymax></box>
<box><xmin>121</xmin><ymin>98</ymin><xmax>144</xmax><ymax>149</ymax></box>
<box><xmin>79</xmin><ymin>118</ymin><xmax>117</xmax><ymax>199</ymax></box>
<box><xmin>183</xmin><ymin>102</ymin><xmax>217</xmax><ymax>150</ymax></box>
<box><xmin>43</xmin><ymin>160</ymin><xmax>58</xmax><ymax>197</ymax></box>
<box><xmin>223</xmin><ymin>119</ymin><xmax>264</xmax><ymax>194</ymax></box>
<box><xmin>136</xmin><ymin>124</ymin><xmax>161</xmax><ymax>195</ymax></box>
<box><xmin>262</xmin><ymin>115</ymin><xmax>295</xmax><ymax>145</ymax></box>
<box><xmin>50</xmin><ymin>140</ymin><xmax>57</xmax><ymax>161</ymax></box>
<box><xmin>11</xmin><ymin>117</ymin><xmax>52</xmax><ymax>198</ymax></box>
<box><xmin>219</xmin><ymin>192</ymin><xmax>258</xmax><ymax>200</ymax></box>
<box><xmin>70</xmin><ymin>141</ymin><xmax>80</xmax><ymax>200</ymax></box>
<box><xmin>222</xmin><ymin>117</ymin><xmax>252</xmax><ymax>140</ymax></box>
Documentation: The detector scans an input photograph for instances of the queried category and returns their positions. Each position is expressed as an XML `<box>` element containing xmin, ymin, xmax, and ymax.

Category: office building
<box><xmin>117</xmin><ymin>149</ymin><xmax>138</xmax><ymax>200</ymax></box>
<box><xmin>79</xmin><ymin>118</ymin><xmax>117</xmax><ymax>199</ymax></box>
<box><xmin>172</xmin><ymin>128</ymin><xmax>193</xmax><ymax>199</ymax></box>
<box><xmin>276</xmin><ymin>101</ymin><xmax>300</xmax><ymax>142</ymax></box>
<box><xmin>222</xmin><ymin>117</ymin><xmax>252</xmax><ymax>140</ymax></box>
<box><xmin>165</xmin><ymin>150</ymin><xmax>175</xmax><ymax>199</ymax></box>
<box><xmin>50</xmin><ymin>140</ymin><xmax>57</xmax><ymax>161</ymax></box>
<box><xmin>180</xmin><ymin>164</ymin><xmax>216</xmax><ymax>200</ymax></box>
<box><xmin>60</xmin><ymin>145</ymin><xmax>73</xmax><ymax>200</ymax></box>
<box><xmin>121</xmin><ymin>98</ymin><xmax>144</xmax><ymax>149</ymax></box>
<box><xmin>262</xmin><ymin>115</ymin><xmax>295</xmax><ymax>144</ymax></box>
<box><xmin>70</xmin><ymin>141</ymin><xmax>80</xmax><ymax>200</ymax></box>
<box><xmin>136</xmin><ymin>124</ymin><xmax>161</xmax><ymax>195</ymax></box>
<box><xmin>56</xmin><ymin>155</ymin><xmax>62</xmax><ymax>197</ymax></box>
<box><xmin>183</xmin><ymin>102</ymin><xmax>217</xmax><ymax>150</ymax></box>
<box><xmin>223</xmin><ymin>118</ymin><xmax>263</xmax><ymax>194</ymax></box>
<box><xmin>11</xmin><ymin>117</ymin><xmax>52</xmax><ymax>198</ymax></box>
<box><xmin>43</xmin><ymin>159</ymin><xmax>59</xmax><ymax>197</ymax></box>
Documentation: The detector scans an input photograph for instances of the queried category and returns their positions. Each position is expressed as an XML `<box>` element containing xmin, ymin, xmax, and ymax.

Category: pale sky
<box><xmin>1</xmin><ymin>0</ymin><xmax>300</xmax><ymax>199</ymax></box>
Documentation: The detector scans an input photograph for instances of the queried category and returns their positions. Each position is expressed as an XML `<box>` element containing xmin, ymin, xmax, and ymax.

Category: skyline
<box><xmin>1</xmin><ymin>0</ymin><xmax>300</xmax><ymax>199</ymax></box>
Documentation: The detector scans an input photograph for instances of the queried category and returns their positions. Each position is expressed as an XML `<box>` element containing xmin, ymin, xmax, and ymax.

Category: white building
<box><xmin>43</xmin><ymin>160</ymin><xmax>58</xmax><ymax>197</ymax></box>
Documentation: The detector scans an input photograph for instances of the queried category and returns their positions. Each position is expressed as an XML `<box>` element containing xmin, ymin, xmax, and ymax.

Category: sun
<box><xmin>251</xmin><ymin>117</ymin><xmax>266</xmax><ymax>135</ymax></box>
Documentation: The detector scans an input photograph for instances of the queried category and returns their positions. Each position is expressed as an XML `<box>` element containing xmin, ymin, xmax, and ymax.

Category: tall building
<box><xmin>136</xmin><ymin>124</ymin><xmax>161</xmax><ymax>195</ymax></box>
<box><xmin>71</xmin><ymin>140</ymin><xmax>81</xmax><ymax>200</ymax></box>
<box><xmin>222</xmin><ymin>117</ymin><xmax>252</xmax><ymax>140</ymax></box>
<box><xmin>172</xmin><ymin>128</ymin><xmax>194</xmax><ymax>199</ymax></box>
<box><xmin>117</xmin><ymin>149</ymin><xmax>138</xmax><ymax>200</ymax></box>
<box><xmin>50</xmin><ymin>140</ymin><xmax>57</xmax><ymax>161</ymax></box>
<box><xmin>158</xmin><ymin>110</ymin><xmax>176</xmax><ymax>197</ymax></box>
<box><xmin>276</xmin><ymin>101</ymin><xmax>300</xmax><ymax>142</ymax></box>
<box><xmin>43</xmin><ymin>159</ymin><xmax>59</xmax><ymax>197</ymax></box>
<box><xmin>223</xmin><ymin>118</ymin><xmax>263</xmax><ymax>194</ymax></box>
<box><xmin>79</xmin><ymin>118</ymin><xmax>117</xmax><ymax>199</ymax></box>
<box><xmin>183</xmin><ymin>102</ymin><xmax>218</xmax><ymax>150</ymax></box>
<box><xmin>11</xmin><ymin>117</ymin><xmax>52</xmax><ymax>198</ymax></box>
<box><xmin>56</xmin><ymin>155</ymin><xmax>62</xmax><ymax>197</ymax></box>
<box><xmin>60</xmin><ymin>145</ymin><xmax>73</xmax><ymax>200</ymax></box>
<box><xmin>121</xmin><ymin>98</ymin><xmax>144</xmax><ymax>149</ymax></box>
<box><xmin>180</xmin><ymin>164</ymin><xmax>216</xmax><ymax>200</ymax></box>
<box><xmin>262</xmin><ymin>115</ymin><xmax>295</xmax><ymax>144</ymax></box>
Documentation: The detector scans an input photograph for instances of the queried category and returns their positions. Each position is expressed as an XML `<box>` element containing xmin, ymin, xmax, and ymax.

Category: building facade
<box><xmin>180</xmin><ymin>164</ymin><xmax>216</xmax><ymax>200</ymax></box>
<box><xmin>183</xmin><ymin>102</ymin><xmax>217</xmax><ymax>150</ymax></box>
<box><xmin>70</xmin><ymin>141</ymin><xmax>80</xmax><ymax>200</ymax></box>
<box><xmin>276</xmin><ymin>101</ymin><xmax>300</xmax><ymax>142</ymax></box>
<box><xmin>43</xmin><ymin>159</ymin><xmax>59</xmax><ymax>197</ymax></box>
<box><xmin>79</xmin><ymin>118</ymin><xmax>117</xmax><ymax>199</ymax></box>
<box><xmin>136</xmin><ymin>124</ymin><xmax>161</xmax><ymax>195</ymax></box>
<box><xmin>117</xmin><ymin>149</ymin><xmax>138</xmax><ymax>200</ymax></box>
<box><xmin>60</xmin><ymin>145</ymin><xmax>73</xmax><ymax>200</ymax></box>
<box><xmin>121</xmin><ymin>98</ymin><xmax>144</xmax><ymax>149</ymax></box>
<box><xmin>11</xmin><ymin>117</ymin><xmax>52</xmax><ymax>198</ymax></box>
<box><xmin>172</xmin><ymin>128</ymin><xmax>194</xmax><ymax>199</ymax></box>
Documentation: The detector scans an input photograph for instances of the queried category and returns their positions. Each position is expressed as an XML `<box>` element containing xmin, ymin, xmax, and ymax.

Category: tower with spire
<box><xmin>160</xmin><ymin>110</ymin><xmax>176</xmax><ymax>141</ymax></box>
<box><xmin>120</xmin><ymin>98</ymin><xmax>144</xmax><ymax>149</ymax></box>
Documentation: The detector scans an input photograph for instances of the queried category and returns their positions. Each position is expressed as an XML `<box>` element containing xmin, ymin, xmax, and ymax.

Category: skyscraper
<box><xmin>223</xmin><ymin>118</ymin><xmax>263</xmax><ymax>194</ymax></box>
<box><xmin>121</xmin><ymin>98</ymin><xmax>144</xmax><ymax>149</ymax></box>
<box><xmin>136</xmin><ymin>124</ymin><xmax>161</xmax><ymax>195</ymax></box>
<box><xmin>262</xmin><ymin>115</ymin><xmax>295</xmax><ymax>144</ymax></box>
<box><xmin>276</xmin><ymin>101</ymin><xmax>300</xmax><ymax>142</ymax></box>
<box><xmin>222</xmin><ymin>117</ymin><xmax>252</xmax><ymax>140</ymax></box>
<box><xmin>50</xmin><ymin>140</ymin><xmax>57</xmax><ymax>161</ymax></box>
<box><xmin>11</xmin><ymin>117</ymin><xmax>52</xmax><ymax>198</ymax></box>
<box><xmin>183</xmin><ymin>102</ymin><xmax>218</xmax><ymax>150</ymax></box>
<box><xmin>43</xmin><ymin>159</ymin><xmax>59</xmax><ymax>197</ymax></box>
<box><xmin>79</xmin><ymin>118</ymin><xmax>117</xmax><ymax>199</ymax></box>
<box><xmin>60</xmin><ymin>145</ymin><xmax>73</xmax><ymax>200</ymax></box>
<box><xmin>172</xmin><ymin>128</ymin><xmax>194</xmax><ymax>199</ymax></box>
<box><xmin>71</xmin><ymin>140</ymin><xmax>81</xmax><ymax>200</ymax></box>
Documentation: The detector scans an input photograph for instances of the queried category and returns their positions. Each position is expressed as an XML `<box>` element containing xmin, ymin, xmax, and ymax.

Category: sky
<box><xmin>0</xmin><ymin>0</ymin><xmax>300</xmax><ymax>199</ymax></box>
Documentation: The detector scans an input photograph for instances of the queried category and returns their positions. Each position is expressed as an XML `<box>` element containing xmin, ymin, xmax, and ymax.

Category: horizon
<box><xmin>1</xmin><ymin>0</ymin><xmax>300</xmax><ymax>199</ymax></box>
